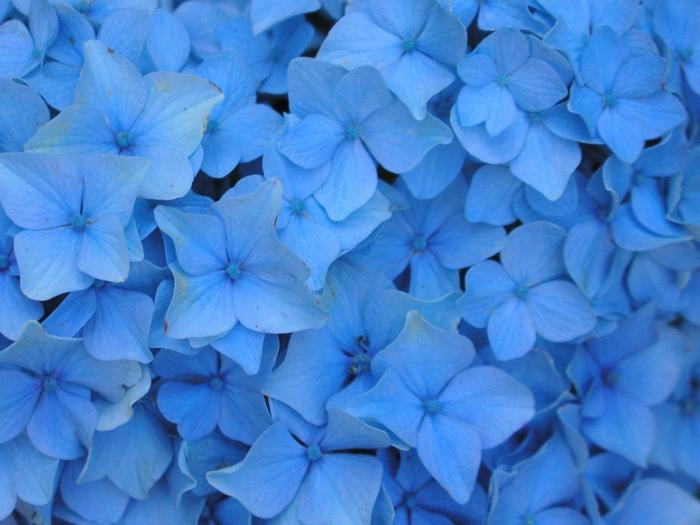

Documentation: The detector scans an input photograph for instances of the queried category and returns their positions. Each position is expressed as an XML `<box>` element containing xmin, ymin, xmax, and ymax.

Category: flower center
<box><xmin>423</xmin><ymin>397</ymin><xmax>441</xmax><ymax>415</ymax></box>
<box><xmin>413</xmin><ymin>235</ymin><xmax>427</xmax><ymax>252</ymax></box>
<box><xmin>115</xmin><ymin>130</ymin><xmax>134</xmax><ymax>150</ymax></box>
<box><xmin>346</xmin><ymin>125</ymin><xmax>361</xmax><ymax>140</ymax></box>
<box><xmin>290</xmin><ymin>200</ymin><xmax>307</xmax><ymax>216</ymax></box>
<box><xmin>496</xmin><ymin>75</ymin><xmax>509</xmax><ymax>86</ymax></box>
<box><xmin>402</xmin><ymin>38</ymin><xmax>416</xmax><ymax>52</ymax></box>
<box><xmin>306</xmin><ymin>444</ymin><xmax>322</xmax><ymax>461</ymax></box>
<box><xmin>349</xmin><ymin>351</ymin><xmax>371</xmax><ymax>376</ymax></box>
<box><xmin>208</xmin><ymin>376</ymin><xmax>224</xmax><ymax>391</ymax></box>
<box><xmin>42</xmin><ymin>376</ymin><xmax>58</xmax><ymax>392</ymax></box>
<box><xmin>226</xmin><ymin>262</ymin><xmax>241</xmax><ymax>280</ymax></box>
<box><xmin>602</xmin><ymin>94</ymin><xmax>618</xmax><ymax>108</ymax></box>
<box><xmin>404</xmin><ymin>494</ymin><xmax>417</xmax><ymax>509</ymax></box>
<box><xmin>514</xmin><ymin>284</ymin><xmax>529</xmax><ymax>299</ymax></box>
<box><xmin>0</xmin><ymin>255</ymin><xmax>8</xmax><ymax>272</ymax></box>
<box><xmin>70</xmin><ymin>213</ymin><xmax>91</xmax><ymax>230</ymax></box>
<box><xmin>528</xmin><ymin>112</ymin><xmax>542</xmax><ymax>124</ymax></box>
<box><xmin>602</xmin><ymin>368</ymin><xmax>619</xmax><ymax>388</ymax></box>
<box><xmin>523</xmin><ymin>516</ymin><xmax>537</xmax><ymax>525</ymax></box>
<box><xmin>75</xmin><ymin>0</ymin><xmax>91</xmax><ymax>12</ymax></box>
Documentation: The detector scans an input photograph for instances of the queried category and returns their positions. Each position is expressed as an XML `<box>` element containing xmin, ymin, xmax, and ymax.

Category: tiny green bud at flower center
<box><xmin>226</xmin><ymin>263</ymin><xmax>241</xmax><ymax>280</ymax></box>
<box><xmin>306</xmin><ymin>444</ymin><xmax>322</xmax><ymax>461</ymax></box>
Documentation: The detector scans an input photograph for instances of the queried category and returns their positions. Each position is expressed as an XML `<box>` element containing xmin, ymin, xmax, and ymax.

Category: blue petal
<box><xmin>416</xmin><ymin>415</ymin><xmax>481</xmax><ymax>504</ymax></box>
<box><xmin>207</xmin><ymin>422</ymin><xmax>309</xmax><ymax>519</ymax></box>
<box><xmin>297</xmin><ymin>453</ymin><xmax>383</xmax><ymax>525</ymax></box>
<box><xmin>147</xmin><ymin>8</ymin><xmax>191</xmax><ymax>72</ymax></box>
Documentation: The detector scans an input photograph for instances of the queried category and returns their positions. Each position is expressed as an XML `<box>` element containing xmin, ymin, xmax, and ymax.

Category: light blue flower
<box><xmin>25</xmin><ymin>40</ymin><xmax>223</xmax><ymax>200</ymax></box>
<box><xmin>318</xmin><ymin>0</ymin><xmax>467</xmax><ymax>120</ymax></box>
<box><xmin>278</xmin><ymin>58</ymin><xmax>452</xmax><ymax>220</ymax></box>
<box><xmin>0</xmin><ymin>153</ymin><xmax>147</xmax><ymax>300</ymax></box>
<box><xmin>568</xmin><ymin>27</ymin><xmax>687</xmax><ymax>163</ymax></box>
<box><xmin>460</xmin><ymin>221</ymin><xmax>596</xmax><ymax>360</ymax></box>
<box><xmin>347</xmin><ymin>312</ymin><xmax>534</xmax><ymax>503</ymax></box>
<box><xmin>0</xmin><ymin>322</ymin><xmax>142</xmax><ymax>459</ymax></box>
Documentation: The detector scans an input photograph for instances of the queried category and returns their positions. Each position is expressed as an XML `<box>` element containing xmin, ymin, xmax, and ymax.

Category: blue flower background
<box><xmin>0</xmin><ymin>0</ymin><xmax>699</xmax><ymax>524</ymax></box>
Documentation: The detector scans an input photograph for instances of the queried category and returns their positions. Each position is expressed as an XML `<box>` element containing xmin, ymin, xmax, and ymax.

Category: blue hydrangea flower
<box><xmin>208</xmin><ymin>406</ymin><xmax>390</xmax><ymax>524</ymax></box>
<box><xmin>42</xmin><ymin>262</ymin><xmax>163</xmax><ymax>362</ymax></box>
<box><xmin>225</xmin><ymin>170</ymin><xmax>391</xmax><ymax>290</ymax></box>
<box><xmin>540</xmin><ymin>0</ymin><xmax>640</xmax><ymax>72</ymax></box>
<box><xmin>217</xmin><ymin>15</ymin><xmax>314</xmax><ymax>95</ymax></box>
<box><xmin>154</xmin><ymin>342</ymin><xmax>276</xmax><ymax>443</ymax></box>
<box><xmin>451</xmin><ymin>29</ymin><xmax>586</xmax><ymax>200</ymax></box>
<box><xmin>568</xmin><ymin>27</ymin><xmax>687</xmax><ymax>164</ymax></box>
<box><xmin>0</xmin><ymin>322</ymin><xmax>142</xmax><ymax>459</ymax></box>
<box><xmin>155</xmin><ymin>178</ymin><xmax>326</xmax><ymax>372</ymax></box>
<box><xmin>603</xmin><ymin>132</ymin><xmax>692</xmax><ymax>251</ymax></box>
<box><xmin>25</xmin><ymin>40</ymin><xmax>223</xmax><ymax>200</ymax></box>
<box><xmin>0</xmin><ymin>153</ymin><xmax>147</xmax><ymax>300</ymax></box>
<box><xmin>347</xmin><ymin>312</ymin><xmax>534</xmax><ymax>503</ymax></box>
<box><xmin>265</xmin><ymin>263</ymin><xmax>461</xmax><ymax>425</ymax></box>
<box><xmin>195</xmin><ymin>51</ymin><xmax>282</xmax><ymax>178</ymax></box>
<box><xmin>278</xmin><ymin>57</ymin><xmax>452</xmax><ymax>220</ymax></box>
<box><xmin>668</xmin><ymin>146</ymin><xmax>700</xmax><ymax>227</ymax></box>
<box><xmin>351</xmin><ymin>178</ymin><xmax>505</xmax><ymax>299</ymax></box>
<box><xmin>568</xmin><ymin>306</ymin><xmax>684</xmax><ymax>465</ymax></box>
<box><xmin>460</xmin><ymin>221</ymin><xmax>596</xmax><ymax>360</ymax></box>
<box><xmin>318</xmin><ymin>0</ymin><xmax>467</xmax><ymax>120</ymax></box>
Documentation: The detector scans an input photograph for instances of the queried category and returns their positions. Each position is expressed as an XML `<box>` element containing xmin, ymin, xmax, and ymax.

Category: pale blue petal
<box><xmin>487</xmin><ymin>298</ymin><xmax>536</xmax><ymax>360</ymax></box>
<box><xmin>207</xmin><ymin>422</ymin><xmax>309</xmax><ymax>519</ymax></box>
<box><xmin>416</xmin><ymin>415</ymin><xmax>480</xmax><ymax>504</ymax></box>
<box><xmin>363</xmin><ymin>100</ymin><xmax>452</xmax><ymax>173</ymax></box>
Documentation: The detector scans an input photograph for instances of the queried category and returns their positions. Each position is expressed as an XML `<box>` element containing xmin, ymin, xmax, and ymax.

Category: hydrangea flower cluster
<box><xmin>0</xmin><ymin>0</ymin><xmax>699</xmax><ymax>524</ymax></box>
